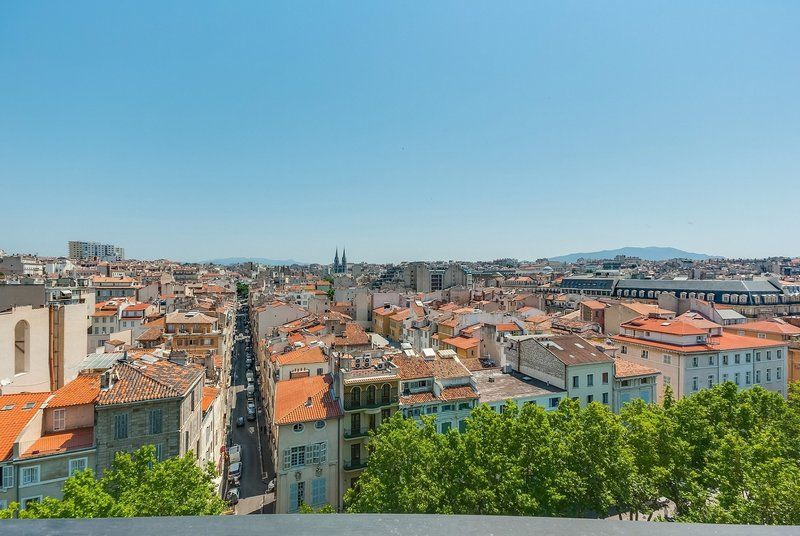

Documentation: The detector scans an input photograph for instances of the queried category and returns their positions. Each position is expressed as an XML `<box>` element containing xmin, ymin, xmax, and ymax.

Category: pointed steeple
<box><xmin>341</xmin><ymin>248</ymin><xmax>347</xmax><ymax>272</ymax></box>
<box><xmin>333</xmin><ymin>247</ymin><xmax>340</xmax><ymax>273</ymax></box>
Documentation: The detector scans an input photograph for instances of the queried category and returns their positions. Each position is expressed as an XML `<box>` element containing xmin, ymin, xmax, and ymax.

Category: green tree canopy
<box><xmin>1</xmin><ymin>445</ymin><xmax>224</xmax><ymax>519</ymax></box>
<box><xmin>346</xmin><ymin>382</ymin><xmax>800</xmax><ymax>525</ymax></box>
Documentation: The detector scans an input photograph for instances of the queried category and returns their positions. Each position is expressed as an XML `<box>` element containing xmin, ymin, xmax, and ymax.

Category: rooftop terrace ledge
<box><xmin>1</xmin><ymin>515</ymin><xmax>796</xmax><ymax>536</ymax></box>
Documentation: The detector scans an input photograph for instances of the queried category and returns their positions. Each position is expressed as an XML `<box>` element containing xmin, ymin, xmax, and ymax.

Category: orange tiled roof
<box><xmin>495</xmin><ymin>323</ymin><xmax>520</xmax><ymax>332</ymax></box>
<box><xmin>440</xmin><ymin>385</ymin><xmax>479</xmax><ymax>401</ymax></box>
<box><xmin>97</xmin><ymin>360</ymin><xmax>204</xmax><ymax>406</ymax></box>
<box><xmin>334</xmin><ymin>323</ymin><xmax>370</xmax><ymax>347</ymax></box>
<box><xmin>400</xmin><ymin>391</ymin><xmax>437</xmax><ymax>405</ymax></box>
<box><xmin>275</xmin><ymin>345</ymin><xmax>326</xmax><ymax>366</ymax></box>
<box><xmin>612</xmin><ymin>332</ymin><xmax>786</xmax><ymax>354</ymax></box>
<box><xmin>393</xmin><ymin>355</ymin><xmax>434</xmax><ymax>380</ymax></box>
<box><xmin>22</xmin><ymin>427</ymin><xmax>94</xmax><ymax>458</ymax></box>
<box><xmin>442</xmin><ymin>336</ymin><xmax>480</xmax><ymax>350</ymax></box>
<box><xmin>614</xmin><ymin>358</ymin><xmax>661</xmax><ymax>379</ymax></box>
<box><xmin>49</xmin><ymin>373</ymin><xmax>101</xmax><ymax>408</ymax></box>
<box><xmin>731</xmin><ymin>319</ymin><xmax>800</xmax><ymax>336</ymax></box>
<box><xmin>622</xmin><ymin>317</ymin><xmax>707</xmax><ymax>336</ymax></box>
<box><xmin>202</xmin><ymin>386</ymin><xmax>220</xmax><ymax>413</ymax></box>
<box><xmin>0</xmin><ymin>392</ymin><xmax>51</xmax><ymax>461</ymax></box>
<box><xmin>274</xmin><ymin>375</ymin><xmax>342</xmax><ymax>425</ymax></box>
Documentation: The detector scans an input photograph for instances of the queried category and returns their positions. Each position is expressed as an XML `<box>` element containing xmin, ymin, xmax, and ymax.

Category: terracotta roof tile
<box><xmin>202</xmin><ymin>386</ymin><xmax>220</xmax><ymax>413</ymax></box>
<box><xmin>275</xmin><ymin>345</ymin><xmax>327</xmax><ymax>366</ymax></box>
<box><xmin>22</xmin><ymin>427</ymin><xmax>94</xmax><ymax>458</ymax></box>
<box><xmin>614</xmin><ymin>358</ymin><xmax>661</xmax><ymax>379</ymax></box>
<box><xmin>97</xmin><ymin>360</ymin><xmax>204</xmax><ymax>406</ymax></box>
<box><xmin>0</xmin><ymin>392</ymin><xmax>51</xmax><ymax>461</ymax></box>
<box><xmin>49</xmin><ymin>374</ymin><xmax>101</xmax><ymax>408</ymax></box>
<box><xmin>440</xmin><ymin>385</ymin><xmax>479</xmax><ymax>401</ymax></box>
<box><xmin>274</xmin><ymin>375</ymin><xmax>342</xmax><ymax>425</ymax></box>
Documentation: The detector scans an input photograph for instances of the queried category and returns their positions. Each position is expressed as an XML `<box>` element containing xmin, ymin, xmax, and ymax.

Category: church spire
<box><xmin>341</xmin><ymin>248</ymin><xmax>347</xmax><ymax>272</ymax></box>
<box><xmin>333</xmin><ymin>247</ymin><xmax>340</xmax><ymax>273</ymax></box>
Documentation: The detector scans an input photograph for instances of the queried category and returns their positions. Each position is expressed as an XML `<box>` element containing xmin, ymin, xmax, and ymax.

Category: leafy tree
<box><xmin>345</xmin><ymin>382</ymin><xmax>800</xmax><ymax>525</ymax></box>
<box><xmin>298</xmin><ymin>503</ymin><xmax>335</xmax><ymax>513</ymax></box>
<box><xmin>1</xmin><ymin>445</ymin><xmax>224</xmax><ymax>519</ymax></box>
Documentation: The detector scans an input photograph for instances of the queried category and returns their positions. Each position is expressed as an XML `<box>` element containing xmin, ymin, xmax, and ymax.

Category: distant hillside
<box><xmin>549</xmin><ymin>247</ymin><xmax>717</xmax><ymax>263</ymax></box>
<box><xmin>204</xmin><ymin>257</ymin><xmax>307</xmax><ymax>266</ymax></box>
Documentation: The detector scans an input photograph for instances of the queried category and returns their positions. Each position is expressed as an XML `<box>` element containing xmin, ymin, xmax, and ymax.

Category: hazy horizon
<box><xmin>2</xmin><ymin>2</ymin><xmax>798</xmax><ymax>262</ymax></box>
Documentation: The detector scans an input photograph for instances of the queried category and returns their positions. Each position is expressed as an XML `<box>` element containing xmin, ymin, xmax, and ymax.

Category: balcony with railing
<box><xmin>343</xmin><ymin>390</ymin><xmax>399</xmax><ymax>411</ymax></box>
<box><xmin>343</xmin><ymin>457</ymin><xmax>369</xmax><ymax>471</ymax></box>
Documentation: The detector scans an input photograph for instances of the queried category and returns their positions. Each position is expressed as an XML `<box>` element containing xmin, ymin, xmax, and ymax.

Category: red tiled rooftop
<box><xmin>49</xmin><ymin>373</ymin><xmax>101</xmax><ymax>408</ymax></box>
<box><xmin>22</xmin><ymin>427</ymin><xmax>94</xmax><ymax>458</ymax></box>
<box><xmin>274</xmin><ymin>375</ymin><xmax>342</xmax><ymax>425</ymax></box>
<box><xmin>0</xmin><ymin>392</ymin><xmax>52</xmax><ymax>461</ymax></box>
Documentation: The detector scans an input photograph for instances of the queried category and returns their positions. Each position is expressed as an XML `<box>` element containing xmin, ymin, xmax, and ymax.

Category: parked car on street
<box><xmin>228</xmin><ymin>462</ymin><xmax>242</xmax><ymax>485</ymax></box>
<box><xmin>228</xmin><ymin>444</ymin><xmax>242</xmax><ymax>464</ymax></box>
<box><xmin>227</xmin><ymin>487</ymin><xmax>240</xmax><ymax>505</ymax></box>
<box><xmin>236</xmin><ymin>416</ymin><xmax>245</xmax><ymax>427</ymax></box>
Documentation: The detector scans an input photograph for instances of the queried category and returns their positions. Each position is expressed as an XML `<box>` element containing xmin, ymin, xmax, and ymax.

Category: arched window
<box><xmin>367</xmin><ymin>385</ymin><xmax>376</xmax><ymax>405</ymax></box>
<box><xmin>351</xmin><ymin>387</ymin><xmax>361</xmax><ymax>408</ymax></box>
<box><xmin>381</xmin><ymin>383</ymin><xmax>391</xmax><ymax>404</ymax></box>
<box><xmin>15</xmin><ymin>320</ymin><xmax>30</xmax><ymax>374</ymax></box>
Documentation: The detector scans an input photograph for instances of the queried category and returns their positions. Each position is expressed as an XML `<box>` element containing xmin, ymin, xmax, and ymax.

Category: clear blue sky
<box><xmin>2</xmin><ymin>1</ymin><xmax>798</xmax><ymax>263</ymax></box>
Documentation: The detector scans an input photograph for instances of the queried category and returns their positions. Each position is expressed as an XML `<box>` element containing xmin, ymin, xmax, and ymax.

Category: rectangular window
<box><xmin>778</xmin><ymin>367</ymin><xmax>783</xmax><ymax>380</ymax></box>
<box><xmin>284</xmin><ymin>446</ymin><xmax>306</xmax><ymax>469</ymax></box>
<box><xmin>746</xmin><ymin>371</ymin><xmax>751</xmax><ymax>385</ymax></box>
<box><xmin>778</xmin><ymin>350</ymin><xmax>783</xmax><ymax>360</ymax></box>
<box><xmin>311</xmin><ymin>477</ymin><xmax>326</xmax><ymax>507</ymax></box>
<box><xmin>734</xmin><ymin>354</ymin><xmax>740</xmax><ymax>365</ymax></box>
<box><xmin>756</xmin><ymin>370</ymin><xmax>761</xmax><ymax>383</ymax></box>
<box><xmin>767</xmin><ymin>369</ymin><xmax>772</xmax><ymax>382</ymax></box>
<box><xmin>440</xmin><ymin>421</ymin><xmax>452</xmax><ymax>433</ymax></box>
<box><xmin>722</xmin><ymin>373</ymin><xmax>728</xmax><ymax>382</ymax></box>
<box><xmin>572</xmin><ymin>376</ymin><xmax>579</xmax><ymax>389</ymax></box>
<box><xmin>722</xmin><ymin>355</ymin><xmax>728</xmax><ymax>365</ymax></box>
<box><xmin>708</xmin><ymin>356</ymin><xmax>715</xmax><ymax>366</ymax></box>
<box><xmin>602</xmin><ymin>372</ymin><xmax>609</xmax><ymax>385</ymax></box>
<box><xmin>602</xmin><ymin>392</ymin><xmax>609</xmax><ymax>404</ymax></box>
<box><xmin>21</xmin><ymin>466</ymin><xmax>40</xmax><ymax>486</ymax></box>
<box><xmin>68</xmin><ymin>457</ymin><xmax>87</xmax><ymax>475</ymax></box>
<box><xmin>548</xmin><ymin>397</ymin><xmax>560</xmax><ymax>408</ymax></box>
<box><xmin>663</xmin><ymin>355</ymin><xmax>672</xmax><ymax>365</ymax></box>
<box><xmin>620</xmin><ymin>346</ymin><xmax>627</xmax><ymax>355</ymax></box>
<box><xmin>586</xmin><ymin>394</ymin><xmax>594</xmax><ymax>404</ymax></box>
<box><xmin>114</xmin><ymin>413</ymin><xmax>129</xmax><ymax>440</ymax></box>
<box><xmin>735</xmin><ymin>372</ymin><xmax>740</xmax><ymax>386</ymax></box>
<box><xmin>756</xmin><ymin>352</ymin><xmax>761</xmax><ymax>362</ymax></box>
<box><xmin>707</xmin><ymin>375</ymin><xmax>713</xmax><ymax>388</ymax></box>
<box><xmin>2</xmin><ymin>465</ymin><xmax>13</xmax><ymax>489</ymax></box>
<box><xmin>587</xmin><ymin>374</ymin><xmax>594</xmax><ymax>387</ymax></box>
<box><xmin>692</xmin><ymin>357</ymin><xmax>698</xmax><ymax>368</ymax></box>
<box><xmin>692</xmin><ymin>377</ymin><xmax>698</xmax><ymax>391</ymax></box>
<box><xmin>53</xmin><ymin>408</ymin><xmax>66</xmax><ymax>431</ymax></box>
<box><xmin>746</xmin><ymin>353</ymin><xmax>751</xmax><ymax>363</ymax></box>
<box><xmin>148</xmin><ymin>409</ymin><xmax>163</xmax><ymax>435</ymax></box>
<box><xmin>154</xmin><ymin>443</ymin><xmax>163</xmax><ymax>461</ymax></box>
<box><xmin>641</xmin><ymin>350</ymin><xmax>649</xmax><ymax>359</ymax></box>
<box><xmin>767</xmin><ymin>351</ymin><xmax>772</xmax><ymax>361</ymax></box>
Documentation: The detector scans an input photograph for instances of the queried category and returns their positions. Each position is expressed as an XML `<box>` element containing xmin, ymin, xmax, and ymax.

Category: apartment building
<box><xmin>0</xmin><ymin>303</ymin><xmax>87</xmax><ymax>394</ymax></box>
<box><xmin>505</xmin><ymin>334</ymin><xmax>615</xmax><ymax>407</ymax></box>
<box><xmin>337</xmin><ymin>353</ymin><xmax>400</xmax><ymax>502</ymax></box>
<box><xmin>723</xmin><ymin>319</ymin><xmax>800</xmax><ymax>383</ymax></box>
<box><xmin>68</xmin><ymin>241</ymin><xmax>125</xmax><ymax>262</ymax></box>
<box><xmin>272</xmin><ymin>375</ymin><xmax>341</xmax><ymax>513</ymax></box>
<box><xmin>612</xmin><ymin>358</ymin><xmax>660</xmax><ymax>412</ymax></box>
<box><xmin>395</xmin><ymin>349</ymin><xmax>479</xmax><ymax>433</ymax></box>
<box><xmin>91</xmin><ymin>276</ymin><xmax>139</xmax><ymax>301</ymax></box>
<box><xmin>94</xmin><ymin>357</ymin><xmax>205</xmax><ymax>474</ymax></box>
<box><xmin>165</xmin><ymin>311</ymin><xmax>222</xmax><ymax>356</ymax></box>
<box><xmin>613</xmin><ymin>316</ymin><xmax>788</xmax><ymax>400</ymax></box>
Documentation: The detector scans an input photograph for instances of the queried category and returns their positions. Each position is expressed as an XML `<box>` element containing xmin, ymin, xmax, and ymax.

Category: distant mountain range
<box><xmin>548</xmin><ymin>247</ymin><xmax>718</xmax><ymax>263</ymax></box>
<box><xmin>203</xmin><ymin>257</ymin><xmax>307</xmax><ymax>266</ymax></box>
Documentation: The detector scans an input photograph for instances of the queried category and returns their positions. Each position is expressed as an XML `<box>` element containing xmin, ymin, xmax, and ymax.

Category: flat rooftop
<box><xmin>473</xmin><ymin>369</ymin><xmax>564</xmax><ymax>403</ymax></box>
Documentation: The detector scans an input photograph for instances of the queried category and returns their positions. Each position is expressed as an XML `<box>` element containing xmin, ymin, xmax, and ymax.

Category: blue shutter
<box><xmin>289</xmin><ymin>482</ymin><xmax>298</xmax><ymax>512</ymax></box>
<box><xmin>312</xmin><ymin>477</ymin><xmax>326</xmax><ymax>506</ymax></box>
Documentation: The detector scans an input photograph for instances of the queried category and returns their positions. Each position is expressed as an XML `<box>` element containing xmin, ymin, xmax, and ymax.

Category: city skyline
<box><xmin>2</xmin><ymin>2</ymin><xmax>799</xmax><ymax>262</ymax></box>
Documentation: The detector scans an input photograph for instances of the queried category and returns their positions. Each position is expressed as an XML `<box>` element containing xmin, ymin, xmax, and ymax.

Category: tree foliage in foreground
<box><xmin>345</xmin><ymin>383</ymin><xmax>800</xmax><ymax>524</ymax></box>
<box><xmin>0</xmin><ymin>445</ymin><xmax>224</xmax><ymax>519</ymax></box>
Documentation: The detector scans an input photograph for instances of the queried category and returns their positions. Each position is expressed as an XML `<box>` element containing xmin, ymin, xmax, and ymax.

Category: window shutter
<box><xmin>289</xmin><ymin>482</ymin><xmax>299</xmax><ymax>512</ymax></box>
<box><xmin>283</xmin><ymin>449</ymin><xmax>291</xmax><ymax>470</ymax></box>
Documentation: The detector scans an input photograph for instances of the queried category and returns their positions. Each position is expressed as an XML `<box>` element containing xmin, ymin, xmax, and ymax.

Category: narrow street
<box><xmin>225</xmin><ymin>298</ymin><xmax>275</xmax><ymax>514</ymax></box>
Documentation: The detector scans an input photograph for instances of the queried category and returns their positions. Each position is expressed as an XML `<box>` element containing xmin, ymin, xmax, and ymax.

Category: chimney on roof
<box><xmin>305</xmin><ymin>396</ymin><xmax>312</xmax><ymax>407</ymax></box>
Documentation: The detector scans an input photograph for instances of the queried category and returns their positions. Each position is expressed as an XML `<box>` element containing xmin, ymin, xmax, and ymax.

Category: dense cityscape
<box><xmin>1</xmin><ymin>245</ymin><xmax>800</xmax><ymax>522</ymax></box>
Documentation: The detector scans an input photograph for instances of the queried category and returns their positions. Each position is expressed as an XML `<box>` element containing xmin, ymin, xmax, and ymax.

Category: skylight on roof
<box><xmin>23</xmin><ymin>402</ymin><xmax>36</xmax><ymax>410</ymax></box>
<box><xmin>1</xmin><ymin>404</ymin><xmax>14</xmax><ymax>411</ymax></box>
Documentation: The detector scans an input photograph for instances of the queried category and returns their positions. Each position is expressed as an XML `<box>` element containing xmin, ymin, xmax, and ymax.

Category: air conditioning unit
<box><xmin>354</xmin><ymin>358</ymin><xmax>362</xmax><ymax>369</ymax></box>
<box><xmin>363</xmin><ymin>357</ymin><xmax>371</xmax><ymax>367</ymax></box>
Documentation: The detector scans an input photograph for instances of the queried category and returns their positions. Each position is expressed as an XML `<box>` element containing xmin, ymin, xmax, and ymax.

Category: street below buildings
<box><xmin>225</xmin><ymin>299</ymin><xmax>275</xmax><ymax>514</ymax></box>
